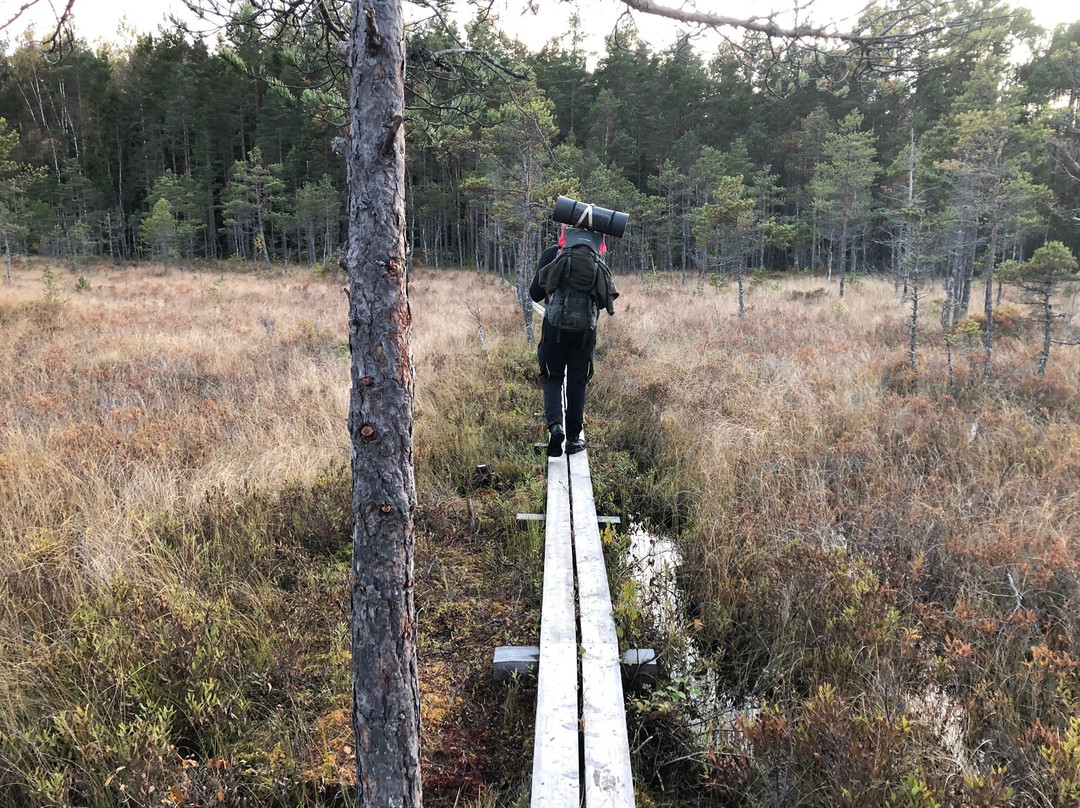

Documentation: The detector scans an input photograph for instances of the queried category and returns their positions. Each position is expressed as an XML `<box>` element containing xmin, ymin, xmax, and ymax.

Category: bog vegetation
<box><xmin>3</xmin><ymin>4</ymin><xmax>1080</xmax><ymax>806</ymax></box>
<box><xmin>2</xmin><ymin>258</ymin><xmax>1080</xmax><ymax>807</ymax></box>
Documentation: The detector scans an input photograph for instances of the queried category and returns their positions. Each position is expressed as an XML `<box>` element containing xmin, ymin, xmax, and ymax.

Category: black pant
<box><xmin>538</xmin><ymin>321</ymin><xmax>595</xmax><ymax>440</ymax></box>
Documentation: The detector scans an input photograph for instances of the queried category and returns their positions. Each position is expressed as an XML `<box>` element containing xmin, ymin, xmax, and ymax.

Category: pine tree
<box><xmin>479</xmin><ymin>85</ymin><xmax>557</xmax><ymax>340</ymax></box>
<box><xmin>222</xmin><ymin>146</ymin><xmax>286</xmax><ymax>273</ymax></box>
<box><xmin>0</xmin><ymin>117</ymin><xmax>39</xmax><ymax>282</ymax></box>
<box><xmin>1013</xmin><ymin>241</ymin><xmax>1079</xmax><ymax>374</ymax></box>
<box><xmin>810</xmin><ymin>109</ymin><xmax>877</xmax><ymax>297</ymax></box>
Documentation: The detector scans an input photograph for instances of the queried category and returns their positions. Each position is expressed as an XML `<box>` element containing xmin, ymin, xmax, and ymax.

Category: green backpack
<box><xmin>542</xmin><ymin>244</ymin><xmax>601</xmax><ymax>335</ymax></box>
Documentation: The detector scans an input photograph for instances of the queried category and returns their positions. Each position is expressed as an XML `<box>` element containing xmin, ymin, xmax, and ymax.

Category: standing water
<box><xmin>626</xmin><ymin>524</ymin><xmax>759</xmax><ymax>750</ymax></box>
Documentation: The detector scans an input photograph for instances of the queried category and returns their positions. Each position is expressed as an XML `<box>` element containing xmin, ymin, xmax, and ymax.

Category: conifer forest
<box><xmin>1</xmin><ymin>2</ymin><xmax>1078</xmax><ymax>310</ymax></box>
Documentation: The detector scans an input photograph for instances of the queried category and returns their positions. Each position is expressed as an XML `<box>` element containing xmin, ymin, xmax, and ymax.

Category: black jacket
<box><xmin>530</xmin><ymin>244</ymin><xmax>559</xmax><ymax>303</ymax></box>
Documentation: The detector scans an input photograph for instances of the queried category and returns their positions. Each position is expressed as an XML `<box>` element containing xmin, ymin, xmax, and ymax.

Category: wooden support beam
<box><xmin>493</xmin><ymin>645</ymin><xmax>540</xmax><ymax>681</ymax></box>
<box><xmin>531</xmin><ymin>454</ymin><xmax>580</xmax><ymax>808</ymax></box>
<box><xmin>622</xmin><ymin>649</ymin><xmax>658</xmax><ymax>688</ymax></box>
<box><xmin>570</xmin><ymin>446</ymin><xmax>635</xmax><ymax>808</ymax></box>
<box><xmin>517</xmin><ymin>513</ymin><xmax>623</xmax><ymax>530</ymax></box>
<box><xmin>493</xmin><ymin>646</ymin><xmax>657</xmax><ymax>684</ymax></box>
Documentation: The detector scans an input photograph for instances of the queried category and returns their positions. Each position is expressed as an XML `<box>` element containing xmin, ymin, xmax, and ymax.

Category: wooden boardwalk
<box><xmin>530</xmin><ymin>439</ymin><xmax>635</xmax><ymax>808</ymax></box>
<box><xmin>491</xmin><ymin>298</ymin><xmax>635</xmax><ymax>806</ymax></box>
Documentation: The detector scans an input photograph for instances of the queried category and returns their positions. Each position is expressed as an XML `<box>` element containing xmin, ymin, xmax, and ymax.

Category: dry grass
<box><xmin>590</xmin><ymin>271</ymin><xmax>1080</xmax><ymax>805</ymax></box>
<box><xmin>1</xmin><ymin>260</ymin><xmax>350</xmax><ymax>589</ymax></box>
<box><xmin>0</xmin><ymin>259</ymin><xmax>545</xmax><ymax>808</ymax></box>
<box><xmin>6</xmin><ymin>258</ymin><xmax>1079</xmax><ymax>806</ymax></box>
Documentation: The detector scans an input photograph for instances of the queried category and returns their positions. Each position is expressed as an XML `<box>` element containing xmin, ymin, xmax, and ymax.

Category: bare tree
<box><xmin>342</xmin><ymin>2</ymin><xmax>422</xmax><ymax>806</ymax></box>
<box><xmin>1</xmin><ymin>0</ymin><xmax>76</xmax><ymax>53</ymax></box>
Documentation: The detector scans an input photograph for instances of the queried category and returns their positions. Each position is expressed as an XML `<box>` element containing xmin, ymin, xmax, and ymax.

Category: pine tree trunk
<box><xmin>826</xmin><ymin>241</ymin><xmax>833</xmax><ymax>289</ymax></box>
<box><xmin>258</xmin><ymin>222</ymin><xmax>272</xmax><ymax>273</ymax></box>
<box><xmin>1039</xmin><ymin>293</ymin><xmax>1052</xmax><ymax>375</ymax></box>
<box><xmin>737</xmin><ymin>265</ymin><xmax>745</xmax><ymax>320</ymax></box>
<box><xmin>983</xmin><ymin>220</ymin><xmax>999</xmax><ymax>381</ymax></box>
<box><xmin>518</xmin><ymin>157</ymin><xmax>535</xmax><ymax>342</ymax></box>
<box><xmin>838</xmin><ymin>219</ymin><xmax>849</xmax><ymax>298</ymax></box>
<box><xmin>959</xmin><ymin>224</ymin><xmax>974</xmax><ymax>317</ymax></box>
<box><xmin>908</xmin><ymin>285</ymin><xmax>919</xmax><ymax>373</ymax></box>
<box><xmin>344</xmin><ymin>1</ymin><xmax>421</xmax><ymax>806</ymax></box>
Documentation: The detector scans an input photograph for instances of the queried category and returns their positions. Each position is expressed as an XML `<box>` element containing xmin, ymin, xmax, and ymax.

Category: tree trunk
<box><xmin>4</xmin><ymin>232</ymin><xmax>11</xmax><ymax>283</ymax></box>
<box><xmin>959</xmin><ymin>225</ymin><xmax>974</xmax><ymax>317</ymax></box>
<box><xmin>518</xmin><ymin>156</ymin><xmax>535</xmax><ymax>342</ymax></box>
<box><xmin>345</xmin><ymin>1</ymin><xmax>421</xmax><ymax>806</ymax></box>
<box><xmin>908</xmin><ymin>285</ymin><xmax>919</xmax><ymax>373</ymax></box>
<box><xmin>838</xmin><ymin>219</ymin><xmax>849</xmax><ymax>298</ymax></box>
<box><xmin>826</xmin><ymin>240</ymin><xmax>833</xmax><ymax>289</ymax></box>
<box><xmin>1039</xmin><ymin>293</ymin><xmax>1052</xmax><ymax>375</ymax></box>
<box><xmin>737</xmin><ymin>265</ymin><xmax>745</xmax><ymax>320</ymax></box>
<box><xmin>258</xmin><ymin>221</ymin><xmax>272</xmax><ymax>273</ymax></box>
<box><xmin>983</xmin><ymin>220</ymin><xmax>999</xmax><ymax>381</ymax></box>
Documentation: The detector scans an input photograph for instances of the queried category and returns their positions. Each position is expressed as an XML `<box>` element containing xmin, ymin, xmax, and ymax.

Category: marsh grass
<box><xmin>589</xmin><ymin>272</ymin><xmax>1080</xmax><ymax>806</ymax></box>
<box><xmin>0</xmin><ymin>260</ymin><xmax>550</xmax><ymax>808</ymax></box>
<box><xmin>6</xmin><ymin>258</ymin><xmax>1079</xmax><ymax>807</ymax></box>
<box><xmin>1</xmin><ymin>259</ymin><xmax>362</xmax><ymax>806</ymax></box>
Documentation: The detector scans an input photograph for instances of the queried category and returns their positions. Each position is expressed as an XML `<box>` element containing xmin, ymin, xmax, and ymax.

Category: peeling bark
<box><xmin>345</xmin><ymin>1</ymin><xmax>421</xmax><ymax>806</ymax></box>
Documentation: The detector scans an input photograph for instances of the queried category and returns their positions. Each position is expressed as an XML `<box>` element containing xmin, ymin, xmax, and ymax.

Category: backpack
<box><xmin>541</xmin><ymin>243</ymin><xmax>601</xmax><ymax>336</ymax></box>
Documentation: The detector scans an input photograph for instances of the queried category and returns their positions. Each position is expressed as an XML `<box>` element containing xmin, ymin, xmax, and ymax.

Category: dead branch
<box><xmin>2</xmin><ymin>0</ymin><xmax>76</xmax><ymax>56</ymax></box>
<box><xmin>620</xmin><ymin>0</ymin><xmax>998</xmax><ymax>46</ymax></box>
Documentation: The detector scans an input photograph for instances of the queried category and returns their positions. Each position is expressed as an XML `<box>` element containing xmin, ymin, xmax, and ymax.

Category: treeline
<box><xmin>1</xmin><ymin>7</ymin><xmax>1079</xmax><ymax>311</ymax></box>
<box><xmin>0</xmin><ymin>18</ymin><xmax>344</xmax><ymax>268</ymax></box>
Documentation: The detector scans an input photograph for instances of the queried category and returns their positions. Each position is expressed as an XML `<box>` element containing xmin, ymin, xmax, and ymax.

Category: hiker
<box><xmin>530</xmin><ymin>224</ymin><xmax>618</xmax><ymax>458</ymax></box>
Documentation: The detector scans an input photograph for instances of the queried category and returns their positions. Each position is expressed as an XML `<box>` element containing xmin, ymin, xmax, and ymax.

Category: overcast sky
<box><xmin>9</xmin><ymin>0</ymin><xmax>1080</xmax><ymax>57</ymax></box>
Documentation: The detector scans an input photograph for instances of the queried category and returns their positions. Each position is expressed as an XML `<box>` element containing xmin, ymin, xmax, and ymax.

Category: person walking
<box><xmin>529</xmin><ymin>225</ymin><xmax>618</xmax><ymax>457</ymax></box>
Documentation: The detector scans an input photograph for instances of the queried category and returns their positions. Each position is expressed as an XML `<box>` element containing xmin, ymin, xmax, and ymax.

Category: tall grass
<box><xmin>591</xmin><ymin>272</ymin><xmax>1080</xmax><ymax>806</ymax></box>
<box><xmin>0</xmin><ymin>260</ymin><xmax>360</xmax><ymax>806</ymax></box>
<box><xmin>7</xmin><ymin>258</ymin><xmax>1078</xmax><ymax>806</ymax></box>
<box><xmin>0</xmin><ymin>260</ymin><xmax>549</xmax><ymax>808</ymax></box>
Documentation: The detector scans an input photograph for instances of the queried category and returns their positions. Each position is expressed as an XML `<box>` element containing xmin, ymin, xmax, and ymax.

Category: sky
<box><xmin>8</xmin><ymin>0</ymin><xmax>1080</xmax><ymax>56</ymax></box>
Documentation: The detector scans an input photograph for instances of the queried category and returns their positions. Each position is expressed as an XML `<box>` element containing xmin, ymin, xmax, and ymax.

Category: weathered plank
<box><xmin>518</xmin><ymin>513</ymin><xmax>623</xmax><ymax>529</ymax></box>
<box><xmin>531</xmin><ymin>454</ymin><xmax>580</xmax><ymax>808</ymax></box>
<box><xmin>569</xmin><ymin>445</ymin><xmax>635</xmax><ymax>808</ymax></box>
<box><xmin>493</xmin><ymin>646</ymin><xmax>540</xmax><ymax>681</ymax></box>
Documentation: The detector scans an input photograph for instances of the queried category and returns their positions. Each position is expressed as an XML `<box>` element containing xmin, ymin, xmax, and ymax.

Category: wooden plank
<box><xmin>569</xmin><ymin>445</ymin><xmax>635</xmax><ymax>808</ymax></box>
<box><xmin>540</xmin><ymin>457</ymin><xmax>576</xmax><ymax>646</ymax></box>
<box><xmin>493</xmin><ymin>646</ymin><xmax>540</xmax><ymax>681</ymax></box>
<box><xmin>531</xmin><ymin>454</ymin><xmax>580</xmax><ymax>808</ymax></box>
<box><xmin>532</xmin><ymin>640</ymin><xmax>581</xmax><ymax>806</ymax></box>
<box><xmin>518</xmin><ymin>513</ymin><xmax>622</xmax><ymax>529</ymax></box>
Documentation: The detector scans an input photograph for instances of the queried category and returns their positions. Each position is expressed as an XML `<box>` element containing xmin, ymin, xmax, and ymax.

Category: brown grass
<box><xmin>589</xmin><ymin>271</ymin><xmax>1080</xmax><ymax>805</ymax></box>
<box><xmin>6</xmin><ymin>259</ymin><xmax>1079</xmax><ymax>807</ymax></box>
<box><xmin>0</xmin><ymin>260</ymin><xmax>545</xmax><ymax>808</ymax></box>
<box><xmin>0</xmin><ymin>262</ymin><xmax>350</xmax><ymax>588</ymax></box>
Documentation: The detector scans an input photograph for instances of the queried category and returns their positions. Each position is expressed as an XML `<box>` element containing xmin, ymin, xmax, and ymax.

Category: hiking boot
<box><xmin>546</xmin><ymin>424</ymin><xmax>565</xmax><ymax>457</ymax></box>
<box><xmin>565</xmin><ymin>436</ymin><xmax>587</xmax><ymax>455</ymax></box>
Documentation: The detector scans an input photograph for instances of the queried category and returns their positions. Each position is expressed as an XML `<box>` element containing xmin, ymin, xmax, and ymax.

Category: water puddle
<box><xmin>626</xmin><ymin>523</ymin><xmax>968</xmax><ymax>764</ymax></box>
<box><xmin>626</xmin><ymin>523</ymin><xmax>759</xmax><ymax>749</ymax></box>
